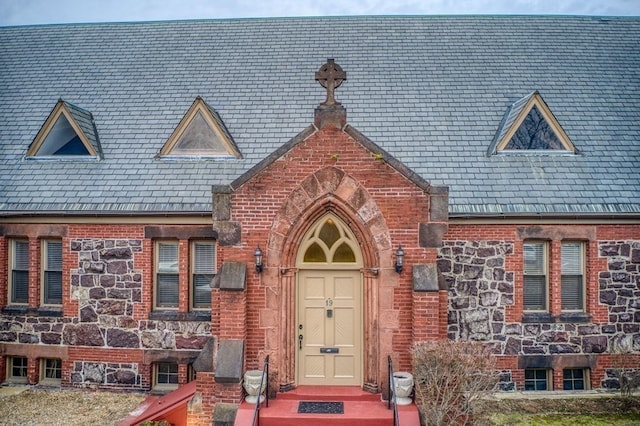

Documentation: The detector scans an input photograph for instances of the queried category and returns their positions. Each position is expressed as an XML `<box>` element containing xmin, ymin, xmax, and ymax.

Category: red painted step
<box><xmin>276</xmin><ymin>385</ymin><xmax>381</xmax><ymax>401</ymax></box>
<box><xmin>233</xmin><ymin>386</ymin><xmax>420</xmax><ymax>426</ymax></box>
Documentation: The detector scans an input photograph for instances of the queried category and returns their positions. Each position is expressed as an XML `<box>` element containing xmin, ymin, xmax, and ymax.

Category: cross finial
<box><xmin>315</xmin><ymin>59</ymin><xmax>346</xmax><ymax>106</ymax></box>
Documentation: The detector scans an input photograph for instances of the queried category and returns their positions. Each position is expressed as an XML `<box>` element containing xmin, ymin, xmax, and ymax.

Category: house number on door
<box><xmin>326</xmin><ymin>298</ymin><xmax>333</xmax><ymax>318</ymax></box>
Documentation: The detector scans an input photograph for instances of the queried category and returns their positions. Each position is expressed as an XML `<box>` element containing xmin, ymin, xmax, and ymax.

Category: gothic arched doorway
<box><xmin>295</xmin><ymin>213</ymin><xmax>363</xmax><ymax>385</ymax></box>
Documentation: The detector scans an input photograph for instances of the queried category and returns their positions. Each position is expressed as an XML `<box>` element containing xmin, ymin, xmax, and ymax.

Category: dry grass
<box><xmin>475</xmin><ymin>396</ymin><xmax>640</xmax><ymax>425</ymax></box>
<box><xmin>1</xmin><ymin>386</ymin><xmax>639</xmax><ymax>426</ymax></box>
<box><xmin>0</xmin><ymin>387</ymin><xmax>146</xmax><ymax>426</ymax></box>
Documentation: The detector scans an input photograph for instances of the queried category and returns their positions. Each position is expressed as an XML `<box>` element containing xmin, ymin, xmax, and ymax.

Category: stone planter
<box><xmin>392</xmin><ymin>372</ymin><xmax>414</xmax><ymax>406</ymax></box>
<box><xmin>243</xmin><ymin>370</ymin><xmax>266</xmax><ymax>404</ymax></box>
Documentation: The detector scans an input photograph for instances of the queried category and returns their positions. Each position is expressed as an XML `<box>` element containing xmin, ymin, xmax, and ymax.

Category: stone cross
<box><xmin>315</xmin><ymin>59</ymin><xmax>346</xmax><ymax>106</ymax></box>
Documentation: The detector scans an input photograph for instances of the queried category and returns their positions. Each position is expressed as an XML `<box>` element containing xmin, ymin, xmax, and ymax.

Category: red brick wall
<box><xmin>0</xmin><ymin>237</ymin><xmax>6</xmax><ymax>307</ymax></box>
<box><xmin>221</xmin><ymin>125</ymin><xmax>440</xmax><ymax>385</ymax></box>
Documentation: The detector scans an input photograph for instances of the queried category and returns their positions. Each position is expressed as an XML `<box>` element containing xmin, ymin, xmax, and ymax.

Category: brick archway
<box><xmin>266</xmin><ymin>166</ymin><xmax>394</xmax><ymax>393</ymax></box>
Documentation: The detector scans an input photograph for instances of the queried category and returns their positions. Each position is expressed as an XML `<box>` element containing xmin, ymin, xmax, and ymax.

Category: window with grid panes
<box><xmin>563</xmin><ymin>368</ymin><xmax>589</xmax><ymax>390</ymax></box>
<box><xmin>40</xmin><ymin>358</ymin><xmax>62</xmax><ymax>384</ymax></box>
<box><xmin>155</xmin><ymin>241</ymin><xmax>179</xmax><ymax>309</ymax></box>
<box><xmin>561</xmin><ymin>242</ymin><xmax>584</xmax><ymax>311</ymax></box>
<box><xmin>8</xmin><ymin>356</ymin><xmax>28</xmax><ymax>383</ymax></box>
<box><xmin>191</xmin><ymin>241</ymin><xmax>215</xmax><ymax>309</ymax></box>
<box><xmin>9</xmin><ymin>239</ymin><xmax>29</xmax><ymax>304</ymax></box>
<box><xmin>524</xmin><ymin>368</ymin><xmax>550</xmax><ymax>391</ymax></box>
<box><xmin>523</xmin><ymin>242</ymin><xmax>547</xmax><ymax>311</ymax></box>
<box><xmin>154</xmin><ymin>362</ymin><xmax>179</xmax><ymax>390</ymax></box>
<box><xmin>43</xmin><ymin>240</ymin><xmax>63</xmax><ymax>305</ymax></box>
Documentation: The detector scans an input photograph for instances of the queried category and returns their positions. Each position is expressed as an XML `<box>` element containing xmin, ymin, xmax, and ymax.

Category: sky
<box><xmin>1</xmin><ymin>0</ymin><xmax>639</xmax><ymax>27</ymax></box>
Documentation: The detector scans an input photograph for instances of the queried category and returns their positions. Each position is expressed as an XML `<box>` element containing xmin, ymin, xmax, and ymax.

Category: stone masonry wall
<box><xmin>598</xmin><ymin>241</ymin><xmax>640</xmax><ymax>336</ymax></box>
<box><xmin>438</xmin><ymin>241</ymin><xmax>515</xmax><ymax>346</ymax></box>
<box><xmin>0</xmin><ymin>238</ymin><xmax>211</xmax><ymax>389</ymax></box>
<box><xmin>71</xmin><ymin>361</ymin><xmax>140</xmax><ymax>388</ymax></box>
<box><xmin>598</xmin><ymin>240</ymin><xmax>640</xmax><ymax>388</ymax></box>
<box><xmin>438</xmin><ymin>239</ymin><xmax>640</xmax><ymax>390</ymax></box>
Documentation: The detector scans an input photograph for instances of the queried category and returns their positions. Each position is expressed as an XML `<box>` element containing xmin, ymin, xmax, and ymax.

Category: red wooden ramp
<box><xmin>234</xmin><ymin>386</ymin><xmax>420</xmax><ymax>426</ymax></box>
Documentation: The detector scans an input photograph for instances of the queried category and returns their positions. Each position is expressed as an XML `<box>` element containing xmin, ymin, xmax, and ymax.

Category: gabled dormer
<box><xmin>26</xmin><ymin>100</ymin><xmax>102</xmax><ymax>159</ymax></box>
<box><xmin>489</xmin><ymin>91</ymin><xmax>575</xmax><ymax>155</ymax></box>
<box><xmin>158</xmin><ymin>97</ymin><xmax>241</xmax><ymax>159</ymax></box>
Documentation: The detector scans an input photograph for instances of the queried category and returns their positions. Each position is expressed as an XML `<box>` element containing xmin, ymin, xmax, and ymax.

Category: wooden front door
<box><xmin>297</xmin><ymin>270</ymin><xmax>362</xmax><ymax>385</ymax></box>
<box><xmin>295</xmin><ymin>213</ymin><xmax>363</xmax><ymax>386</ymax></box>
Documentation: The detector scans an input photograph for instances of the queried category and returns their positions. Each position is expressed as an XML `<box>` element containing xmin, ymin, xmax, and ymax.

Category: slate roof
<box><xmin>0</xmin><ymin>16</ymin><xmax>639</xmax><ymax>217</ymax></box>
<box><xmin>64</xmin><ymin>100</ymin><xmax>103</xmax><ymax>158</ymax></box>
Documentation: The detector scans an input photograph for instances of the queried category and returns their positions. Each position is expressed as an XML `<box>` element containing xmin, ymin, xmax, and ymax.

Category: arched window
<box><xmin>298</xmin><ymin>214</ymin><xmax>361</xmax><ymax>268</ymax></box>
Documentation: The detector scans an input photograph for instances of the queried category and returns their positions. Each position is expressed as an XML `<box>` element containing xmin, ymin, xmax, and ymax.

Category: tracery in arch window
<box><xmin>299</xmin><ymin>214</ymin><xmax>360</xmax><ymax>266</ymax></box>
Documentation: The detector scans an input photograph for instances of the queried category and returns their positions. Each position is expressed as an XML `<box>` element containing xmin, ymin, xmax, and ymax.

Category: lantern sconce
<box><xmin>254</xmin><ymin>246</ymin><xmax>263</xmax><ymax>273</ymax></box>
<box><xmin>394</xmin><ymin>245</ymin><xmax>405</xmax><ymax>274</ymax></box>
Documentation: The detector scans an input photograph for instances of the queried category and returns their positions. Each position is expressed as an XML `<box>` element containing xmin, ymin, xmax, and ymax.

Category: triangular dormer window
<box><xmin>27</xmin><ymin>100</ymin><xmax>102</xmax><ymax>159</ymax></box>
<box><xmin>489</xmin><ymin>91</ymin><xmax>575</xmax><ymax>155</ymax></box>
<box><xmin>158</xmin><ymin>97</ymin><xmax>241</xmax><ymax>159</ymax></box>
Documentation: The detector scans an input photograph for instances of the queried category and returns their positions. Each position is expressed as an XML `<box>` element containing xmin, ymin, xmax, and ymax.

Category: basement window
<box><xmin>40</xmin><ymin>358</ymin><xmax>62</xmax><ymax>386</ymax></box>
<box><xmin>153</xmin><ymin>362</ymin><xmax>179</xmax><ymax>391</ymax></box>
<box><xmin>7</xmin><ymin>356</ymin><xmax>28</xmax><ymax>384</ymax></box>
<box><xmin>524</xmin><ymin>368</ymin><xmax>551</xmax><ymax>391</ymax></box>
<box><xmin>563</xmin><ymin>368</ymin><xmax>589</xmax><ymax>390</ymax></box>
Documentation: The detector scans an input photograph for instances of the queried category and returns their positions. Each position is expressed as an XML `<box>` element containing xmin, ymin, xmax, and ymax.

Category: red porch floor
<box><xmin>234</xmin><ymin>386</ymin><xmax>420</xmax><ymax>426</ymax></box>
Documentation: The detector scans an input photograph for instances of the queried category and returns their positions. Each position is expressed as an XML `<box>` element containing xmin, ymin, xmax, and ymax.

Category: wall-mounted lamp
<box><xmin>394</xmin><ymin>245</ymin><xmax>405</xmax><ymax>273</ymax></box>
<box><xmin>254</xmin><ymin>246</ymin><xmax>263</xmax><ymax>273</ymax></box>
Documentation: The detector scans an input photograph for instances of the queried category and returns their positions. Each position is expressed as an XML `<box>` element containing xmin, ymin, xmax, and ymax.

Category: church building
<box><xmin>0</xmin><ymin>15</ymin><xmax>639</xmax><ymax>425</ymax></box>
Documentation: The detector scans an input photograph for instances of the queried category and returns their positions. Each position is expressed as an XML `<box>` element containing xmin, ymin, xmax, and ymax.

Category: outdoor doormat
<box><xmin>298</xmin><ymin>401</ymin><xmax>344</xmax><ymax>414</ymax></box>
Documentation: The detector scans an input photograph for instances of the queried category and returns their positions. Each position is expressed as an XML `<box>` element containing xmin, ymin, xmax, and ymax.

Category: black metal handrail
<box><xmin>388</xmin><ymin>355</ymin><xmax>399</xmax><ymax>426</ymax></box>
<box><xmin>251</xmin><ymin>355</ymin><xmax>270</xmax><ymax>426</ymax></box>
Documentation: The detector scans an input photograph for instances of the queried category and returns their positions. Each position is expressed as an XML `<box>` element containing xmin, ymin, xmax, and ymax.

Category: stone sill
<box><xmin>148</xmin><ymin>310</ymin><xmax>211</xmax><ymax>322</ymax></box>
<box><xmin>522</xmin><ymin>312</ymin><xmax>592</xmax><ymax>323</ymax></box>
<box><xmin>1</xmin><ymin>306</ymin><xmax>63</xmax><ymax>317</ymax></box>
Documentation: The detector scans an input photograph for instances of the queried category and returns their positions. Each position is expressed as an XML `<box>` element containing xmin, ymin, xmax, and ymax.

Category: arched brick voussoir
<box><xmin>334</xmin><ymin>174</ymin><xmax>365</xmax><ymax>211</ymax></box>
<box><xmin>314</xmin><ymin>166</ymin><xmax>345</xmax><ymax>195</ymax></box>
<box><xmin>286</xmin><ymin>185</ymin><xmax>313</xmax><ymax>217</ymax></box>
<box><xmin>267</xmin><ymin>166</ymin><xmax>392</xmax><ymax>269</ymax></box>
<box><xmin>265</xmin><ymin>232</ymin><xmax>286</xmax><ymax>268</ymax></box>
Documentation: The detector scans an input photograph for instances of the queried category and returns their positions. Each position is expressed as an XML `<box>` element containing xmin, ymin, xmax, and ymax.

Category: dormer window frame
<box><xmin>26</xmin><ymin>100</ymin><xmax>100</xmax><ymax>160</ymax></box>
<box><xmin>492</xmin><ymin>91</ymin><xmax>576</xmax><ymax>156</ymax></box>
<box><xmin>158</xmin><ymin>97</ymin><xmax>241</xmax><ymax>159</ymax></box>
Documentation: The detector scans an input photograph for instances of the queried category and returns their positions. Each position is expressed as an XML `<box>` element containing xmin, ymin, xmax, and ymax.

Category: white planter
<box><xmin>243</xmin><ymin>370</ymin><xmax>266</xmax><ymax>404</ymax></box>
<box><xmin>393</xmin><ymin>372</ymin><xmax>414</xmax><ymax>406</ymax></box>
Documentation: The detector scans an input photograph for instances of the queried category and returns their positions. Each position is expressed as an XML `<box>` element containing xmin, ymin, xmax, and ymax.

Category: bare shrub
<box><xmin>411</xmin><ymin>340</ymin><xmax>499</xmax><ymax>426</ymax></box>
<box><xmin>611</xmin><ymin>335</ymin><xmax>640</xmax><ymax>397</ymax></box>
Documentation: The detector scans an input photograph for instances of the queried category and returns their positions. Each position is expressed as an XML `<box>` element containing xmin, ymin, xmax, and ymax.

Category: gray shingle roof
<box><xmin>64</xmin><ymin>100</ymin><xmax>103</xmax><ymax>158</ymax></box>
<box><xmin>489</xmin><ymin>92</ymin><xmax>535</xmax><ymax>154</ymax></box>
<box><xmin>1</xmin><ymin>16</ymin><xmax>639</xmax><ymax>217</ymax></box>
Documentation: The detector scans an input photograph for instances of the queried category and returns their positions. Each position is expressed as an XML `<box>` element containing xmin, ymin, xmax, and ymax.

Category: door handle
<box><xmin>299</xmin><ymin>334</ymin><xmax>304</xmax><ymax>350</ymax></box>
